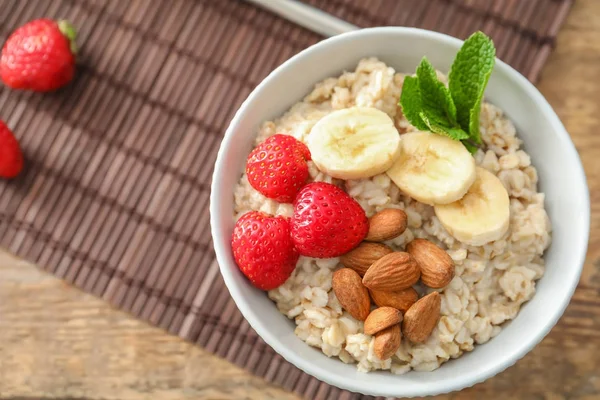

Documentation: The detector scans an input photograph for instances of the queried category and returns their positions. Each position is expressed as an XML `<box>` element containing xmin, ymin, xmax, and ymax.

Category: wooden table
<box><xmin>1</xmin><ymin>1</ymin><xmax>599</xmax><ymax>399</ymax></box>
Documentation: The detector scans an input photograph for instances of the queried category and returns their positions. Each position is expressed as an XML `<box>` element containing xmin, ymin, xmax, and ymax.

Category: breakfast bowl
<box><xmin>209</xmin><ymin>27</ymin><xmax>589</xmax><ymax>397</ymax></box>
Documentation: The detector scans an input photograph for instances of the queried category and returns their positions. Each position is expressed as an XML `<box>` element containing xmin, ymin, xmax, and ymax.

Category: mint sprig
<box><xmin>415</xmin><ymin>58</ymin><xmax>468</xmax><ymax>141</ymax></box>
<box><xmin>399</xmin><ymin>76</ymin><xmax>428</xmax><ymax>131</ymax></box>
<box><xmin>399</xmin><ymin>31</ymin><xmax>496</xmax><ymax>153</ymax></box>
<box><xmin>449</xmin><ymin>32</ymin><xmax>495</xmax><ymax>144</ymax></box>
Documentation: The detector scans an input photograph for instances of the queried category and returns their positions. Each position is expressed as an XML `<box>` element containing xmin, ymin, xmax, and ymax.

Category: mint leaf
<box><xmin>399</xmin><ymin>59</ymin><xmax>470</xmax><ymax>140</ymax></box>
<box><xmin>416</xmin><ymin>57</ymin><xmax>458</xmax><ymax>127</ymax></box>
<box><xmin>461</xmin><ymin>139</ymin><xmax>479</xmax><ymax>154</ymax></box>
<box><xmin>399</xmin><ymin>75</ymin><xmax>428</xmax><ymax>131</ymax></box>
<box><xmin>449</xmin><ymin>31</ymin><xmax>495</xmax><ymax>144</ymax></box>
<box><xmin>398</xmin><ymin>32</ymin><xmax>496</xmax><ymax>153</ymax></box>
<box><xmin>418</xmin><ymin>112</ymin><xmax>469</xmax><ymax>140</ymax></box>
<box><xmin>414</xmin><ymin>58</ymin><xmax>469</xmax><ymax>140</ymax></box>
<box><xmin>469</xmin><ymin>102</ymin><xmax>483</xmax><ymax>144</ymax></box>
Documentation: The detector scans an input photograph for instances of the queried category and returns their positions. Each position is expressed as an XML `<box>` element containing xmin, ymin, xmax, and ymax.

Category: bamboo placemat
<box><xmin>0</xmin><ymin>0</ymin><xmax>573</xmax><ymax>399</ymax></box>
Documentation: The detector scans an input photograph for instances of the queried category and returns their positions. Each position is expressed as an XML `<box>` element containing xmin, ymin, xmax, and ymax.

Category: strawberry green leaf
<box><xmin>58</xmin><ymin>20</ymin><xmax>78</xmax><ymax>54</ymax></box>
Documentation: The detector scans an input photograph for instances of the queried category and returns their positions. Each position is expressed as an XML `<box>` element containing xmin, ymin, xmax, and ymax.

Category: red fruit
<box><xmin>291</xmin><ymin>182</ymin><xmax>369</xmax><ymax>258</ymax></box>
<box><xmin>1</xmin><ymin>19</ymin><xmax>77</xmax><ymax>92</ymax></box>
<box><xmin>272</xmin><ymin>134</ymin><xmax>312</xmax><ymax>161</ymax></box>
<box><xmin>0</xmin><ymin>120</ymin><xmax>24</xmax><ymax>178</ymax></box>
<box><xmin>231</xmin><ymin>211</ymin><xmax>299</xmax><ymax>290</ymax></box>
<box><xmin>246</xmin><ymin>134</ymin><xmax>311</xmax><ymax>203</ymax></box>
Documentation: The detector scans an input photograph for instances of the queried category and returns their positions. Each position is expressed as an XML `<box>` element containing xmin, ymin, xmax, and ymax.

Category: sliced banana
<box><xmin>434</xmin><ymin>167</ymin><xmax>510</xmax><ymax>246</ymax></box>
<box><xmin>307</xmin><ymin>107</ymin><xmax>401</xmax><ymax>180</ymax></box>
<box><xmin>386</xmin><ymin>131</ymin><xmax>476</xmax><ymax>205</ymax></box>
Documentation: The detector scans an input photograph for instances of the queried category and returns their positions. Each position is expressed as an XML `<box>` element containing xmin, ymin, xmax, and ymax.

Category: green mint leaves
<box><xmin>399</xmin><ymin>31</ymin><xmax>496</xmax><ymax>153</ymax></box>
<box><xmin>399</xmin><ymin>57</ymin><xmax>470</xmax><ymax>141</ymax></box>
<box><xmin>399</xmin><ymin>76</ymin><xmax>428</xmax><ymax>131</ymax></box>
<box><xmin>417</xmin><ymin>58</ymin><xmax>468</xmax><ymax>140</ymax></box>
<box><xmin>449</xmin><ymin>32</ymin><xmax>495</xmax><ymax>144</ymax></box>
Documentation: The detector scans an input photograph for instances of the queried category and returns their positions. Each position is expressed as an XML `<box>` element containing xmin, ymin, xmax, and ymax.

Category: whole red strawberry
<box><xmin>1</xmin><ymin>19</ymin><xmax>77</xmax><ymax>92</ymax></box>
<box><xmin>0</xmin><ymin>120</ymin><xmax>24</xmax><ymax>178</ymax></box>
<box><xmin>291</xmin><ymin>182</ymin><xmax>369</xmax><ymax>258</ymax></box>
<box><xmin>231</xmin><ymin>211</ymin><xmax>299</xmax><ymax>290</ymax></box>
<box><xmin>246</xmin><ymin>134</ymin><xmax>311</xmax><ymax>203</ymax></box>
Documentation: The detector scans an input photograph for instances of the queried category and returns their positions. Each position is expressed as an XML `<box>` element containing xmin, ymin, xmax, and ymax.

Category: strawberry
<box><xmin>272</xmin><ymin>134</ymin><xmax>312</xmax><ymax>161</ymax></box>
<box><xmin>291</xmin><ymin>182</ymin><xmax>369</xmax><ymax>258</ymax></box>
<box><xmin>231</xmin><ymin>211</ymin><xmax>299</xmax><ymax>290</ymax></box>
<box><xmin>246</xmin><ymin>134</ymin><xmax>311</xmax><ymax>203</ymax></box>
<box><xmin>1</xmin><ymin>19</ymin><xmax>77</xmax><ymax>92</ymax></box>
<box><xmin>0</xmin><ymin>120</ymin><xmax>24</xmax><ymax>179</ymax></box>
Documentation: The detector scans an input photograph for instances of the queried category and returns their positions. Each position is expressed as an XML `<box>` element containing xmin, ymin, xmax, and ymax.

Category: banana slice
<box><xmin>307</xmin><ymin>107</ymin><xmax>401</xmax><ymax>180</ymax></box>
<box><xmin>386</xmin><ymin>131</ymin><xmax>476</xmax><ymax>205</ymax></box>
<box><xmin>434</xmin><ymin>167</ymin><xmax>510</xmax><ymax>246</ymax></box>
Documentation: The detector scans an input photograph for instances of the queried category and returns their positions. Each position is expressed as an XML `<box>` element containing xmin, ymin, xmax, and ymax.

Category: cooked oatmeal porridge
<box><xmin>233</xmin><ymin>58</ymin><xmax>551</xmax><ymax>373</ymax></box>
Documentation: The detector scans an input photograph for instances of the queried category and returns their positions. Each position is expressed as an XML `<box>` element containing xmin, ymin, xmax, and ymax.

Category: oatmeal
<box><xmin>232</xmin><ymin>57</ymin><xmax>551</xmax><ymax>374</ymax></box>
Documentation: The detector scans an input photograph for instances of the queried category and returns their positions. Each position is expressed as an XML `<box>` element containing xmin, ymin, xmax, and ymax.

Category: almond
<box><xmin>369</xmin><ymin>287</ymin><xmax>418</xmax><ymax>313</ymax></box>
<box><xmin>340</xmin><ymin>242</ymin><xmax>393</xmax><ymax>276</ymax></box>
<box><xmin>332</xmin><ymin>268</ymin><xmax>371</xmax><ymax>321</ymax></box>
<box><xmin>362</xmin><ymin>252</ymin><xmax>420</xmax><ymax>291</ymax></box>
<box><xmin>374</xmin><ymin>324</ymin><xmax>401</xmax><ymax>360</ymax></box>
<box><xmin>364</xmin><ymin>307</ymin><xmax>403</xmax><ymax>335</ymax></box>
<box><xmin>365</xmin><ymin>208</ymin><xmax>408</xmax><ymax>242</ymax></box>
<box><xmin>406</xmin><ymin>239</ymin><xmax>455</xmax><ymax>288</ymax></box>
<box><xmin>402</xmin><ymin>291</ymin><xmax>441</xmax><ymax>343</ymax></box>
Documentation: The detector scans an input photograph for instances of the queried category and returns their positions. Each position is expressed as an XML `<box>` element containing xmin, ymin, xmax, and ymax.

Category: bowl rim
<box><xmin>210</xmin><ymin>26</ymin><xmax>590</xmax><ymax>397</ymax></box>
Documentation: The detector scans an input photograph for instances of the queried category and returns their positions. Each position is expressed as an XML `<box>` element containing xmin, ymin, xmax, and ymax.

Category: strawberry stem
<box><xmin>57</xmin><ymin>20</ymin><xmax>77</xmax><ymax>55</ymax></box>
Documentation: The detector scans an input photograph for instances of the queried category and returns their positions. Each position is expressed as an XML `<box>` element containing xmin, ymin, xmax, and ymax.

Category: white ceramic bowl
<box><xmin>210</xmin><ymin>27</ymin><xmax>589</xmax><ymax>397</ymax></box>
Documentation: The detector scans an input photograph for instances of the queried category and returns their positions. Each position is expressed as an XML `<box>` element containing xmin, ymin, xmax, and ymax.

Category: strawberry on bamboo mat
<box><xmin>1</xmin><ymin>19</ymin><xmax>77</xmax><ymax>92</ymax></box>
<box><xmin>0</xmin><ymin>120</ymin><xmax>23</xmax><ymax>179</ymax></box>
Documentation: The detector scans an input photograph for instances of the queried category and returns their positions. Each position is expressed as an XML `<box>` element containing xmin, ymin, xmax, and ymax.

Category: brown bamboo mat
<box><xmin>0</xmin><ymin>0</ymin><xmax>572</xmax><ymax>399</ymax></box>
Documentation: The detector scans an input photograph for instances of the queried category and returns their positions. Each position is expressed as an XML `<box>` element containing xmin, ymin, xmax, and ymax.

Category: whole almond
<box><xmin>364</xmin><ymin>307</ymin><xmax>403</xmax><ymax>335</ymax></box>
<box><xmin>374</xmin><ymin>324</ymin><xmax>401</xmax><ymax>360</ymax></box>
<box><xmin>369</xmin><ymin>287</ymin><xmax>419</xmax><ymax>313</ymax></box>
<box><xmin>332</xmin><ymin>268</ymin><xmax>371</xmax><ymax>321</ymax></box>
<box><xmin>402</xmin><ymin>291</ymin><xmax>441</xmax><ymax>343</ymax></box>
<box><xmin>406</xmin><ymin>239</ymin><xmax>455</xmax><ymax>288</ymax></box>
<box><xmin>362</xmin><ymin>252</ymin><xmax>420</xmax><ymax>291</ymax></box>
<box><xmin>340</xmin><ymin>242</ymin><xmax>393</xmax><ymax>276</ymax></box>
<box><xmin>365</xmin><ymin>209</ymin><xmax>408</xmax><ymax>242</ymax></box>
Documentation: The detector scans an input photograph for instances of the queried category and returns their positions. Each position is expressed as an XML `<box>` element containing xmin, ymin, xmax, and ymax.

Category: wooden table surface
<box><xmin>1</xmin><ymin>1</ymin><xmax>599</xmax><ymax>399</ymax></box>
